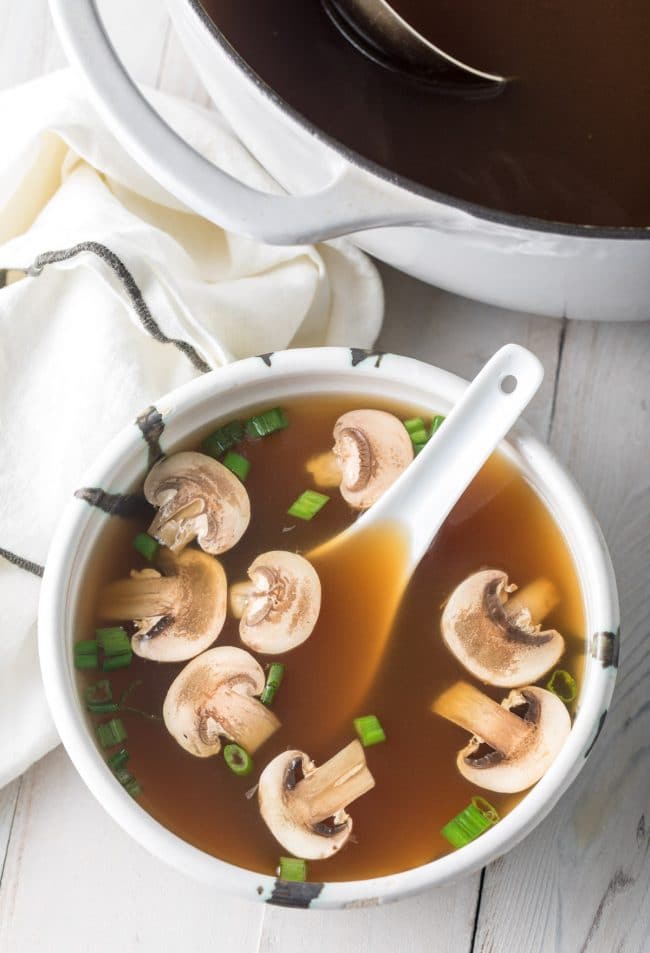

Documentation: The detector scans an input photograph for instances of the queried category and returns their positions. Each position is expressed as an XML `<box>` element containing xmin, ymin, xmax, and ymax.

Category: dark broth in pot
<box><xmin>77</xmin><ymin>396</ymin><xmax>585</xmax><ymax>881</ymax></box>
<box><xmin>199</xmin><ymin>0</ymin><xmax>650</xmax><ymax>228</ymax></box>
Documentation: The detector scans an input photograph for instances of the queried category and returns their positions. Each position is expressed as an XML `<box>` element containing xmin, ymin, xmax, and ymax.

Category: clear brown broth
<box><xmin>78</xmin><ymin>396</ymin><xmax>585</xmax><ymax>881</ymax></box>
<box><xmin>199</xmin><ymin>0</ymin><xmax>650</xmax><ymax>228</ymax></box>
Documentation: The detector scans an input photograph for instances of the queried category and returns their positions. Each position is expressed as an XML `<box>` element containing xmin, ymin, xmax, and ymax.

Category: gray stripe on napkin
<box><xmin>0</xmin><ymin>548</ymin><xmax>44</xmax><ymax>578</ymax></box>
<box><xmin>26</xmin><ymin>241</ymin><xmax>210</xmax><ymax>373</ymax></box>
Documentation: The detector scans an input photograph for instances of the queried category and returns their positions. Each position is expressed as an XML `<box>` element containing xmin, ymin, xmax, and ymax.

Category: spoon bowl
<box><xmin>323</xmin><ymin>0</ymin><xmax>507</xmax><ymax>91</ymax></box>
<box><xmin>310</xmin><ymin>344</ymin><xmax>544</xmax><ymax>726</ymax></box>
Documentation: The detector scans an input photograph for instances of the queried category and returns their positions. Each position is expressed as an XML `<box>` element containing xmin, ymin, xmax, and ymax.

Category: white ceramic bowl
<box><xmin>38</xmin><ymin>348</ymin><xmax>619</xmax><ymax>909</ymax></box>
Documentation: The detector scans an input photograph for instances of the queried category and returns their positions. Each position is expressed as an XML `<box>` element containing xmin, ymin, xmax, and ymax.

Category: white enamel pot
<box><xmin>39</xmin><ymin>348</ymin><xmax>619</xmax><ymax>909</ymax></box>
<box><xmin>49</xmin><ymin>1</ymin><xmax>649</xmax><ymax>321</ymax></box>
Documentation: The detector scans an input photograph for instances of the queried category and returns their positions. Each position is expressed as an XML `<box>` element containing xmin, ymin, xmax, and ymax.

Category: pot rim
<box><xmin>38</xmin><ymin>347</ymin><xmax>619</xmax><ymax>909</ymax></box>
<box><xmin>183</xmin><ymin>0</ymin><xmax>649</xmax><ymax>242</ymax></box>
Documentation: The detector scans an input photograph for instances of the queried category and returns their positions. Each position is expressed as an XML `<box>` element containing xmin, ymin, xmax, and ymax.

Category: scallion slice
<box><xmin>107</xmin><ymin>748</ymin><xmax>129</xmax><ymax>772</ymax></box>
<box><xmin>223</xmin><ymin>450</ymin><xmax>251</xmax><ymax>482</ymax></box>
<box><xmin>96</xmin><ymin>718</ymin><xmax>128</xmax><ymax>749</ymax></box>
<box><xmin>133</xmin><ymin>531</ymin><xmax>159</xmax><ymax>561</ymax></box>
<box><xmin>287</xmin><ymin>489</ymin><xmax>330</xmax><ymax>520</ymax></box>
<box><xmin>547</xmin><ymin>668</ymin><xmax>577</xmax><ymax>703</ymax></box>
<box><xmin>223</xmin><ymin>743</ymin><xmax>253</xmax><ymax>776</ymax></box>
<box><xmin>85</xmin><ymin>679</ymin><xmax>112</xmax><ymax>705</ymax></box>
<box><xmin>202</xmin><ymin>420</ymin><xmax>245</xmax><ymax>457</ymax></box>
<box><xmin>96</xmin><ymin>626</ymin><xmax>131</xmax><ymax>656</ymax></box>
<box><xmin>430</xmin><ymin>414</ymin><xmax>445</xmax><ymax>436</ymax></box>
<box><xmin>403</xmin><ymin>417</ymin><xmax>428</xmax><ymax>444</ymax></box>
<box><xmin>279</xmin><ymin>857</ymin><xmax>307</xmax><ymax>882</ymax></box>
<box><xmin>246</xmin><ymin>407</ymin><xmax>288</xmax><ymax>438</ymax></box>
<box><xmin>354</xmin><ymin>714</ymin><xmax>386</xmax><ymax>747</ymax></box>
<box><xmin>114</xmin><ymin>766</ymin><xmax>142</xmax><ymax>798</ymax></box>
<box><xmin>441</xmin><ymin>797</ymin><xmax>500</xmax><ymax>848</ymax></box>
<box><xmin>74</xmin><ymin>640</ymin><xmax>98</xmax><ymax>670</ymax></box>
<box><xmin>260</xmin><ymin>663</ymin><xmax>285</xmax><ymax>706</ymax></box>
<box><xmin>102</xmin><ymin>652</ymin><xmax>133</xmax><ymax>672</ymax></box>
<box><xmin>88</xmin><ymin>700</ymin><xmax>120</xmax><ymax>713</ymax></box>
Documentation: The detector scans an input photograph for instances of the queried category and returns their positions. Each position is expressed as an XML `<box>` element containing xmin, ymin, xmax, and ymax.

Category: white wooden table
<box><xmin>1</xmin><ymin>2</ymin><xmax>648</xmax><ymax>951</ymax></box>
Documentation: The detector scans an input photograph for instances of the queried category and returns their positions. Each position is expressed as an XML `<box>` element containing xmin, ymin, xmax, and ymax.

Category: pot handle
<box><xmin>49</xmin><ymin>0</ymin><xmax>448</xmax><ymax>244</ymax></box>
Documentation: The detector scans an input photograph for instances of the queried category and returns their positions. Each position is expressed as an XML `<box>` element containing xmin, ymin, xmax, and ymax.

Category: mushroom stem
<box><xmin>305</xmin><ymin>450</ymin><xmax>342</xmax><ymax>488</ymax></box>
<box><xmin>99</xmin><ymin>573</ymin><xmax>180</xmax><ymax>619</ymax></box>
<box><xmin>301</xmin><ymin>741</ymin><xmax>375</xmax><ymax>824</ymax></box>
<box><xmin>229</xmin><ymin>580</ymin><xmax>255</xmax><ymax>620</ymax></box>
<box><xmin>149</xmin><ymin>498</ymin><xmax>205</xmax><ymax>552</ymax></box>
<box><xmin>505</xmin><ymin>578</ymin><xmax>560</xmax><ymax>625</ymax></box>
<box><xmin>214</xmin><ymin>691</ymin><xmax>280</xmax><ymax>755</ymax></box>
<box><xmin>432</xmin><ymin>681</ymin><xmax>532</xmax><ymax>758</ymax></box>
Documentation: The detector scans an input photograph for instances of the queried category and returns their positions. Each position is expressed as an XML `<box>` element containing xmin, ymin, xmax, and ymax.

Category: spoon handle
<box><xmin>365</xmin><ymin>344</ymin><xmax>544</xmax><ymax>572</ymax></box>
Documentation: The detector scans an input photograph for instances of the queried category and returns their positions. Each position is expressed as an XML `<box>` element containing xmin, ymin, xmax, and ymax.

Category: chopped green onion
<box><xmin>85</xmin><ymin>679</ymin><xmax>112</xmax><ymax>705</ymax></box>
<box><xmin>354</xmin><ymin>714</ymin><xmax>386</xmax><ymax>747</ymax></box>
<box><xmin>96</xmin><ymin>718</ymin><xmax>128</xmax><ymax>749</ymax></box>
<box><xmin>102</xmin><ymin>651</ymin><xmax>133</xmax><ymax>672</ymax></box>
<box><xmin>287</xmin><ymin>489</ymin><xmax>330</xmax><ymax>520</ymax></box>
<box><xmin>246</xmin><ymin>407</ymin><xmax>288</xmax><ymax>438</ymax></box>
<box><xmin>133</xmin><ymin>532</ymin><xmax>159</xmax><ymax>561</ymax></box>
<box><xmin>96</xmin><ymin>626</ymin><xmax>131</xmax><ymax>656</ymax></box>
<box><xmin>202</xmin><ymin>420</ymin><xmax>245</xmax><ymax>457</ymax></box>
<box><xmin>261</xmin><ymin>663</ymin><xmax>285</xmax><ymax>706</ymax></box>
<box><xmin>107</xmin><ymin>748</ymin><xmax>129</xmax><ymax>771</ymax></box>
<box><xmin>279</xmin><ymin>857</ymin><xmax>307</xmax><ymax>882</ymax></box>
<box><xmin>441</xmin><ymin>797</ymin><xmax>500</xmax><ymax>848</ymax></box>
<box><xmin>74</xmin><ymin>640</ymin><xmax>98</xmax><ymax>670</ymax></box>
<box><xmin>547</xmin><ymin>669</ymin><xmax>577</xmax><ymax>703</ymax></box>
<box><xmin>223</xmin><ymin>743</ymin><xmax>253</xmax><ymax>776</ymax></box>
<box><xmin>413</xmin><ymin>442</ymin><xmax>428</xmax><ymax>456</ymax></box>
<box><xmin>403</xmin><ymin>417</ymin><xmax>428</xmax><ymax>443</ymax></box>
<box><xmin>223</xmin><ymin>451</ymin><xmax>251</xmax><ymax>482</ymax></box>
<box><xmin>430</xmin><ymin>414</ymin><xmax>445</xmax><ymax>436</ymax></box>
<box><xmin>88</xmin><ymin>700</ymin><xmax>119</xmax><ymax>714</ymax></box>
<box><xmin>113</xmin><ymin>766</ymin><xmax>142</xmax><ymax>798</ymax></box>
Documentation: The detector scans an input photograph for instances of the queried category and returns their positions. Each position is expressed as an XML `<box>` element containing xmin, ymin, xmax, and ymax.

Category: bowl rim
<box><xmin>182</xmin><ymin>0</ymin><xmax>649</xmax><ymax>241</ymax></box>
<box><xmin>38</xmin><ymin>347</ymin><xmax>619</xmax><ymax>909</ymax></box>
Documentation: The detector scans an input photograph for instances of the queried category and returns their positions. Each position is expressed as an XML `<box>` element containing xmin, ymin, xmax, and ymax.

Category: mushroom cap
<box><xmin>458</xmin><ymin>685</ymin><xmax>571</xmax><ymax>793</ymax></box>
<box><xmin>144</xmin><ymin>451</ymin><xmax>250</xmax><ymax>555</ymax></box>
<box><xmin>239</xmin><ymin>551</ymin><xmax>321</xmax><ymax>654</ymax></box>
<box><xmin>163</xmin><ymin>645</ymin><xmax>280</xmax><ymax>758</ymax></box>
<box><xmin>132</xmin><ymin>548</ymin><xmax>227</xmax><ymax>663</ymax></box>
<box><xmin>258</xmin><ymin>749</ymin><xmax>354</xmax><ymax>860</ymax></box>
<box><xmin>333</xmin><ymin>409</ymin><xmax>413</xmax><ymax>510</ymax></box>
<box><xmin>163</xmin><ymin>645</ymin><xmax>280</xmax><ymax>757</ymax></box>
<box><xmin>441</xmin><ymin>569</ymin><xmax>565</xmax><ymax>687</ymax></box>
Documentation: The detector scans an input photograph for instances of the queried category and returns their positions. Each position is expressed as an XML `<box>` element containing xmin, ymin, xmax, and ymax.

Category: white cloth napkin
<box><xmin>0</xmin><ymin>69</ymin><xmax>383</xmax><ymax>788</ymax></box>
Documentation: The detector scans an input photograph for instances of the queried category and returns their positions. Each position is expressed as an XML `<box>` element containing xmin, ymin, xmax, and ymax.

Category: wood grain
<box><xmin>0</xmin><ymin>748</ymin><xmax>263</xmax><ymax>953</ymax></box>
<box><xmin>472</xmin><ymin>321</ymin><xmax>650</xmax><ymax>953</ymax></box>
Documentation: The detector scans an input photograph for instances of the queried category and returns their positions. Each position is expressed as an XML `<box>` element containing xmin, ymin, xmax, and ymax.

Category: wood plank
<box><xmin>0</xmin><ymin>780</ymin><xmax>20</xmax><ymax>882</ymax></box>
<box><xmin>0</xmin><ymin>748</ymin><xmax>264</xmax><ymax>953</ymax></box>
<box><xmin>472</xmin><ymin>320</ymin><xmax>650</xmax><ymax>953</ymax></box>
<box><xmin>0</xmin><ymin>0</ymin><xmax>65</xmax><ymax>90</ymax></box>
<box><xmin>96</xmin><ymin>0</ymin><xmax>170</xmax><ymax>87</ymax></box>
<box><xmin>376</xmin><ymin>264</ymin><xmax>564</xmax><ymax>438</ymax></box>
<box><xmin>260</xmin><ymin>878</ymin><xmax>479</xmax><ymax>953</ymax></box>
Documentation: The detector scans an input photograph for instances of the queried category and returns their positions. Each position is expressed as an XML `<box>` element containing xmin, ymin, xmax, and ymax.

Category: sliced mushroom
<box><xmin>432</xmin><ymin>680</ymin><xmax>571</xmax><ymax>793</ymax></box>
<box><xmin>98</xmin><ymin>548</ymin><xmax>227</xmax><ymax>662</ymax></box>
<box><xmin>229</xmin><ymin>580</ymin><xmax>255</xmax><ymax>620</ymax></box>
<box><xmin>305</xmin><ymin>450</ymin><xmax>342</xmax><ymax>488</ymax></box>
<box><xmin>238</xmin><ymin>551</ymin><xmax>321</xmax><ymax>654</ymax></box>
<box><xmin>333</xmin><ymin>409</ymin><xmax>413</xmax><ymax>510</ymax></box>
<box><xmin>441</xmin><ymin>570</ymin><xmax>564</xmax><ymax>687</ymax></box>
<box><xmin>163</xmin><ymin>645</ymin><xmax>280</xmax><ymax>757</ymax></box>
<box><xmin>258</xmin><ymin>740</ymin><xmax>375</xmax><ymax>859</ymax></box>
<box><xmin>144</xmin><ymin>451</ymin><xmax>250</xmax><ymax>555</ymax></box>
